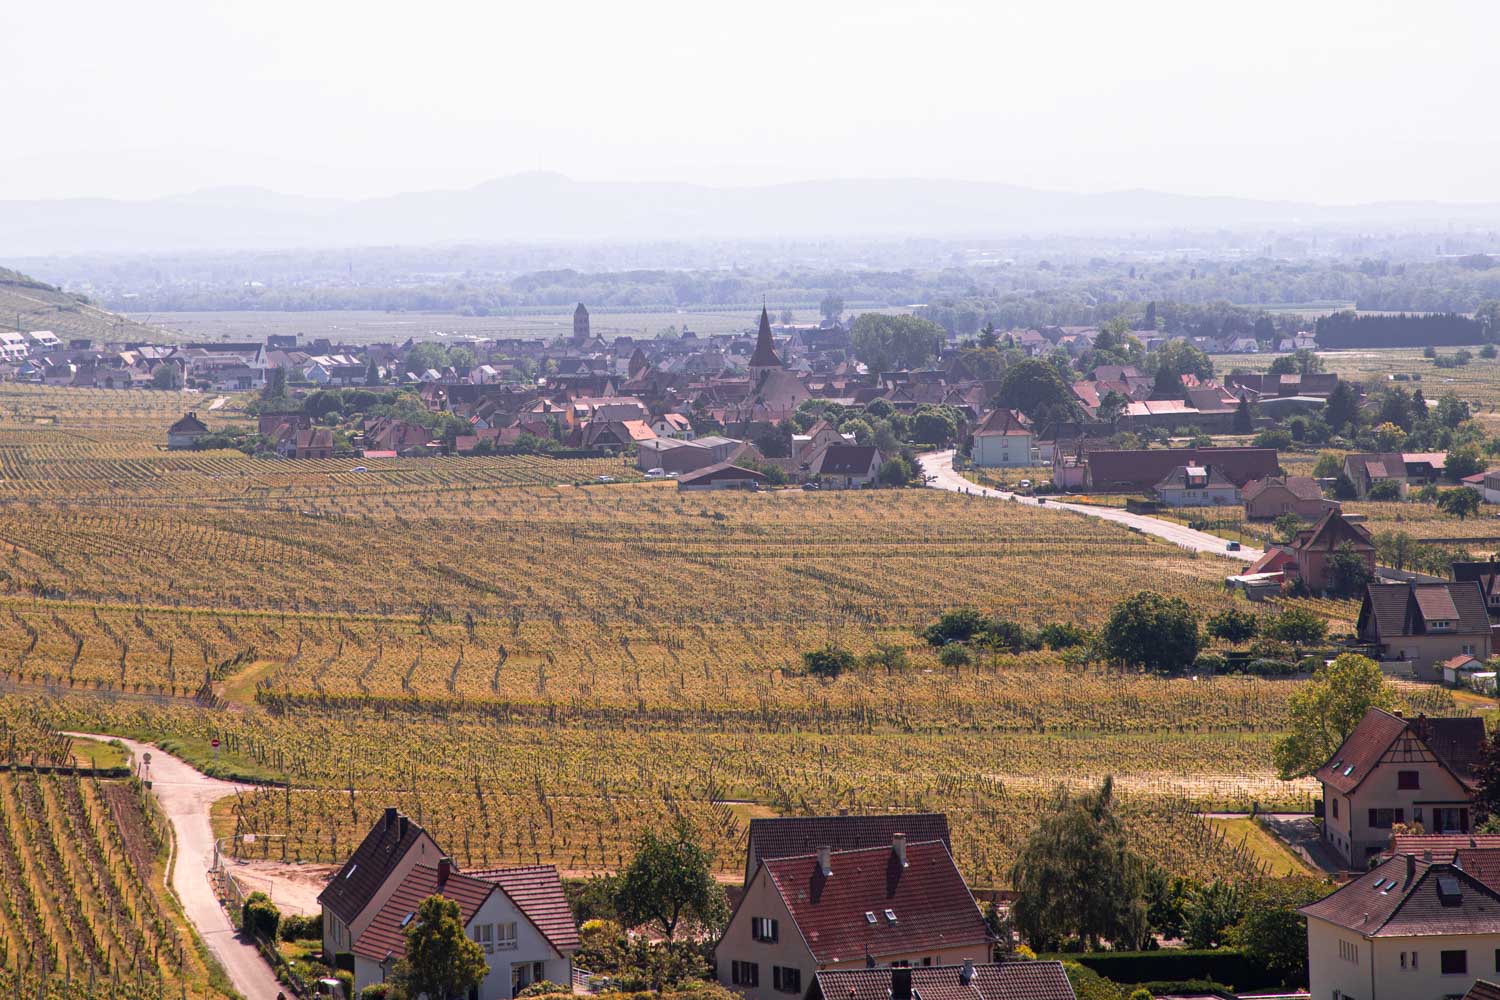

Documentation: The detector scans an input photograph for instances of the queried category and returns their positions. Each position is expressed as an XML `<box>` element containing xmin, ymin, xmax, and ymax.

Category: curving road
<box><xmin>918</xmin><ymin>450</ymin><xmax>1262</xmax><ymax>562</ymax></box>
<box><xmin>68</xmin><ymin>733</ymin><xmax>284</xmax><ymax>1000</ymax></box>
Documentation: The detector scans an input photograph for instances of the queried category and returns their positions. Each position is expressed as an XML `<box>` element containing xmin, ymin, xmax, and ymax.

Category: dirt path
<box><xmin>918</xmin><ymin>449</ymin><xmax>1262</xmax><ymax>561</ymax></box>
<box><xmin>66</xmin><ymin>733</ymin><xmax>286</xmax><ymax>1000</ymax></box>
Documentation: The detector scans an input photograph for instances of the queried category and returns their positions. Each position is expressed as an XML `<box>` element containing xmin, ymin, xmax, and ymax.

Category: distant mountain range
<box><xmin>5</xmin><ymin>172</ymin><xmax>1500</xmax><ymax>255</ymax></box>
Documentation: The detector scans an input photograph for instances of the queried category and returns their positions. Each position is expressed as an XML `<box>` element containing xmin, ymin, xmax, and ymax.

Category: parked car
<box><xmin>349</xmin><ymin>466</ymin><xmax>368</xmax><ymax>473</ymax></box>
<box><xmin>596</xmin><ymin>475</ymin><xmax>615</xmax><ymax>483</ymax></box>
<box><xmin>1018</xmin><ymin>479</ymin><xmax>1032</xmax><ymax>489</ymax></box>
<box><xmin>802</xmin><ymin>482</ymin><xmax>821</xmax><ymax>491</ymax></box>
<box><xmin>1226</xmin><ymin>541</ymin><xmax>1241</xmax><ymax>551</ymax></box>
<box><xmin>644</xmin><ymin>468</ymin><xmax>668</xmax><ymax>479</ymax></box>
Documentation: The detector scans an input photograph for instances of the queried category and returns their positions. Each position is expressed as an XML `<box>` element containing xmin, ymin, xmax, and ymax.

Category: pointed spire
<box><xmin>749</xmin><ymin>304</ymin><xmax>782</xmax><ymax>369</ymax></box>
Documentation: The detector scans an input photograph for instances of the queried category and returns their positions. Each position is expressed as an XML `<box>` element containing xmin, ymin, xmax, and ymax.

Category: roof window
<box><xmin>885</xmin><ymin>909</ymin><xmax>898</xmax><ymax>923</ymax></box>
<box><xmin>865</xmin><ymin>912</ymin><xmax>877</xmax><ymax>924</ymax></box>
<box><xmin>400</xmin><ymin>911</ymin><xmax>417</xmax><ymax>927</ymax></box>
<box><xmin>1344</xmin><ymin>765</ymin><xmax>1355</xmax><ymax>777</ymax></box>
<box><xmin>345</xmin><ymin>864</ymin><xmax>358</xmax><ymax>879</ymax></box>
<box><xmin>1438</xmin><ymin>876</ymin><xmax>1464</xmax><ymax>907</ymax></box>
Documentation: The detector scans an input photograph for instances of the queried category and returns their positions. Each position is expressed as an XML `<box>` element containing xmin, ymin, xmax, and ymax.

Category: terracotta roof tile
<box><xmin>813</xmin><ymin>962</ymin><xmax>1075</xmax><ymax>1000</ymax></box>
<box><xmin>763</xmin><ymin>840</ymin><xmax>988</xmax><ymax>965</ymax></box>
<box><xmin>746</xmin><ymin>815</ymin><xmax>951</xmax><ymax>885</ymax></box>
<box><xmin>354</xmin><ymin>864</ymin><xmax>496</xmax><ymax>963</ymax></box>
<box><xmin>467</xmin><ymin>865</ymin><xmax>580</xmax><ymax>953</ymax></box>
<box><xmin>318</xmin><ymin>810</ymin><xmax>434</xmax><ymax>925</ymax></box>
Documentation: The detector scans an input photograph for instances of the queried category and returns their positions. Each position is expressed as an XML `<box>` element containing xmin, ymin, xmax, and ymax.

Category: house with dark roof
<box><xmin>319</xmin><ymin>808</ymin><xmax>443</xmax><ymax>961</ymax></box>
<box><xmin>1451</xmin><ymin>562</ymin><xmax>1500</xmax><ymax>619</ymax></box>
<box><xmin>1078</xmin><ymin>446</ymin><xmax>1278</xmax><ymax>493</ymax></box>
<box><xmin>809</xmin><ymin>961</ymin><xmax>1075</xmax><ymax>1000</ymax></box>
<box><xmin>166</xmin><ymin>412</ymin><xmax>210</xmax><ymax>450</ymax></box>
<box><xmin>743</xmin><ymin>814</ymin><xmax>952</xmax><ymax>888</ymax></box>
<box><xmin>716</xmin><ymin>835</ymin><xmax>990</xmax><ymax>1000</ymax></box>
<box><xmin>811</xmin><ymin>445</ymin><xmax>883</xmax><ymax>488</ymax></box>
<box><xmin>1344</xmin><ymin>452</ymin><xmax>1409</xmax><ymax>498</ymax></box>
<box><xmin>1357</xmin><ymin>581</ymin><xmax>1491</xmax><ymax>680</ymax></box>
<box><xmin>1317</xmin><ymin>708</ymin><xmax>1484</xmax><ymax>866</ymax></box>
<box><xmin>1301</xmin><ymin>850</ymin><xmax>1500</xmax><ymax>1000</ymax></box>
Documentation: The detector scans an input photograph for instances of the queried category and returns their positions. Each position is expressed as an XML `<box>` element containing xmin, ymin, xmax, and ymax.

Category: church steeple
<box><xmin>748</xmin><ymin>305</ymin><xmax>783</xmax><ymax>371</ymax></box>
<box><xmin>572</xmin><ymin>302</ymin><xmax>591</xmax><ymax>345</ymax></box>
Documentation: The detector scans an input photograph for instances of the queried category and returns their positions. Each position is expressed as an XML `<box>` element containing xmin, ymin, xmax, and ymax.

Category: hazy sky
<box><xmin>3</xmin><ymin>0</ymin><xmax>1495</xmax><ymax>204</ymax></box>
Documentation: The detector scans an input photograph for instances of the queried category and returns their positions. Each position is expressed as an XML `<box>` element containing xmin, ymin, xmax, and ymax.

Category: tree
<box><xmin>615</xmin><ymin>821</ymin><xmax>727</xmax><ymax>939</ymax></box>
<box><xmin>1438</xmin><ymin>486</ymin><xmax>1482</xmax><ymax>521</ymax></box>
<box><xmin>1232</xmin><ymin>396</ymin><xmax>1253</xmax><ymax>434</ymax></box>
<box><xmin>1271</xmin><ymin>513</ymin><xmax>1303</xmax><ymax>543</ymax></box>
<box><xmin>1272</xmin><ymin>653</ymin><xmax>1395</xmax><ymax>779</ymax></box>
<box><xmin>1447</xmin><ymin>444</ymin><xmax>1484</xmax><ymax>480</ymax></box>
<box><xmin>1253</xmin><ymin>428</ymin><xmax>1293</xmax><ymax>449</ymax></box>
<box><xmin>241</xmin><ymin>891</ymin><xmax>280</xmax><ymax>940</ymax></box>
<box><xmin>1207</xmin><ymin>605</ymin><xmax>1259</xmax><ymax>645</ymax></box>
<box><xmin>1326</xmin><ymin>541</ymin><xmax>1373</xmax><ymax>597</ymax></box>
<box><xmin>921</xmin><ymin>609</ymin><xmax>986</xmax><ymax>647</ymax></box>
<box><xmin>1144</xmin><ymin>301</ymin><xmax>1157</xmax><ymax>330</ymax></box>
<box><xmin>878</xmin><ymin>457</ymin><xmax>914</xmax><ymax>487</ymax></box>
<box><xmin>1152</xmin><ymin>339</ymin><xmax>1214</xmax><ymax>381</ymax></box>
<box><xmin>1312</xmin><ymin>451</ymin><xmax>1343</xmax><ymax>479</ymax></box>
<box><xmin>1182</xmin><ymin>880</ymin><xmax>1243</xmax><ymax>949</ymax></box>
<box><xmin>910</xmin><ymin>406</ymin><xmax>960</xmax><ymax>446</ymax></box>
<box><xmin>263</xmin><ymin>366</ymin><xmax>288</xmax><ymax>401</ymax></box>
<box><xmin>1267</xmin><ymin>355</ymin><xmax>1297</xmax><ymax>376</ymax></box>
<box><xmin>1367</xmin><ymin>478</ymin><xmax>1403</xmax><ymax>501</ymax></box>
<box><xmin>151</xmin><ymin>363</ymin><xmax>180</xmax><ymax>389</ymax></box>
<box><xmin>802</xmin><ymin>646</ymin><xmax>854</xmax><ymax>678</ymax></box>
<box><xmin>1010</xmin><ymin>778</ymin><xmax>1150</xmax><ymax>952</ymax></box>
<box><xmin>820</xmin><ymin>293</ymin><xmax>844</xmax><ymax>324</ymax></box>
<box><xmin>1267</xmin><ymin>608</ymin><xmax>1327</xmax><ymax>648</ymax></box>
<box><xmin>1434</xmin><ymin>393</ymin><xmax>1471</xmax><ymax>429</ymax></box>
<box><xmin>1097</xmin><ymin>391</ymin><xmax>1127</xmax><ymax>430</ymax></box>
<box><xmin>395</xmin><ymin>894</ymin><xmax>488</xmax><ymax>1000</ymax></box>
<box><xmin>365</xmin><ymin>358</ymin><xmax>382</xmax><ymax>386</ymax></box>
<box><xmin>1324</xmin><ymin>381</ymin><xmax>1360</xmax><ymax>433</ymax></box>
<box><xmin>404</xmin><ymin>342</ymin><xmax>451</xmax><ymax>374</ymax></box>
<box><xmin>1100</xmin><ymin>591</ymin><xmax>1200</xmax><ymax>674</ymax></box>
<box><xmin>1470</xmin><ymin>730</ymin><xmax>1500</xmax><ymax>827</ymax></box>
<box><xmin>1149</xmin><ymin>367</ymin><xmax>1185</xmax><ymax>401</ymax></box>
<box><xmin>996</xmin><ymin>358</ymin><xmax>1077</xmax><ymax>423</ymax></box>
<box><xmin>1231</xmin><ymin>878</ymin><xmax>1326</xmax><ymax>986</ymax></box>
<box><xmin>850</xmin><ymin>314</ymin><xmax>944</xmax><ymax>372</ymax></box>
<box><xmin>1372</xmin><ymin>421</ymin><xmax>1407</xmax><ymax>451</ymax></box>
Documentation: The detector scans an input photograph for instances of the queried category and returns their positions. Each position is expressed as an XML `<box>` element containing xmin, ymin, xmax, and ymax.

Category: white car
<box><xmin>596</xmin><ymin>475</ymin><xmax>616</xmax><ymax>483</ymax></box>
<box><xmin>644</xmin><ymin>468</ymin><xmax>668</xmax><ymax>479</ymax></box>
<box><xmin>1017</xmin><ymin>479</ymin><xmax>1032</xmax><ymax>489</ymax></box>
<box><xmin>350</xmin><ymin>466</ymin><xmax>369</xmax><ymax>473</ymax></box>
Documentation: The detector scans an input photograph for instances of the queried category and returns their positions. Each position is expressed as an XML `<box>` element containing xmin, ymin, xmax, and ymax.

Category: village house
<box><xmin>809</xmin><ymin>963</ymin><xmax>1076</xmax><ymax>1000</ymax></box>
<box><xmin>1451</xmin><ymin>562</ymin><xmax>1500</xmax><ymax>619</ymax></box>
<box><xmin>1343</xmin><ymin>452</ymin><xmax>1450</xmax><ymax>499</ymax></box>
<box><xmin>322</xmin><ymin>809</ymin><xmax>578</xmax><ymax>1000</ymax></box>
<box><xmin>1301</xmin><ymin>849</ymin><xmax>1500</xmax><ymax>1000</ymax></box>
<box><xmin>716</xmin><ymin>834</ymin><xmax>991</xmax><ymax>1000</ymax></box>
<box><xmin>652</xmin><ymin>412</ymin><xmax>695</xmax><ymax>439</ymax></box>
<box><xmin>1357</xmin><ymin>580</ymin><xmax>1492</xmax><ymax>680</ymax></box>
<box><xmin>1281</xmin><ymin>508</ymin><xmax>1377</xmax><ymax>593</ymax></box>
<box><xmin>1153</xmin><ymin>464</ymin><xmax>1240</xmax><ymax>507</ymax></box>
<box><xmin>166</xmin><ymin>412</ymin><xmax>210</xmax><ymax>449</ymax></box>
<box><xmin>280</xmin><ymin>427</ymin><xmax>334</xmax><ymax>460</ymax></box>
<box><xmin>970</xmin><ymin>409</ymin><xmax>1034</xmax><ymax>468</ymax></box>
<box><xmin>1242</xmin><ymin>476</ymin><xmax>1335</xmax><ymax>520</ymax></box>
<box><xmin>636</xmin><ymin>438</ymin><xmax>723</xmax><ymax>475</ymax></box>
<box><xmin>811</xmin><ymin>445</ymin><xmax>883</xmax><ymax>488</ymax></box>
<box><xmin>1316</xmin><ymin>707</ymin><xmax>1484</xmax><ymax>867</ymax></box>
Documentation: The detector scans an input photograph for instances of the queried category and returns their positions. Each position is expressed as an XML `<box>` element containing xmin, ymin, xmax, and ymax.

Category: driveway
<box><xmin>67</xmin><ymin>733</ymin><xmax>286</xmax><ymax>1000</ymax></box>
<box><xmin>918</xmin><ymin>450</ymin><xmax>1262</xmax><ymax>562</ymax></box>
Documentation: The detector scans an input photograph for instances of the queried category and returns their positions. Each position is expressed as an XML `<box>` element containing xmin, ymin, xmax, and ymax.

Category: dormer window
<box><xmin>1428</xmin><ymin>619</ymin><xmax>1453</xmax><ymax>632</ymax></box>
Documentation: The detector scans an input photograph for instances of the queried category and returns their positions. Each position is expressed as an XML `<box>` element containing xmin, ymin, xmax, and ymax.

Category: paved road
<box><xmin>918</xmin><ymin>450</ymin><xmax>1263</xmax><ymax>562</ymax></box>
<box><xmin>68</xmin><ymin>733</ymin><xmax>285</xmax><ymax>1000</ymax></box>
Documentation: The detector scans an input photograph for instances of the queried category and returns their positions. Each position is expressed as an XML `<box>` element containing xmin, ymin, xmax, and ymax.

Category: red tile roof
<box><xmin>762</xmin><ymin>840</ymin><xmax>988</xmax><ymax>965</ymax></box>
<box><xmin>466</xmin><ymin>865</ymin><xmax>580</xmax><ymax>952</ymax></box>
<box><xmin>1387</xmin><ymin>834</ymin><xmax>1500</xmax><ymax>861</ymax></box>
<box><xmin>745</xmin><ymin>815</ymin><xmax>952</xmax><ymax>887</ymax></box>
<box><xmin>354</xmin><ymin>864</ymin><xmax>497</xmax><ymax>963</ymax></box>
<box><xmin>1301</xmin><ymin>854</ymin><xmax>1500</xmax><ymax>937</ymax></box>
<box><xmin>812</xmin><ymin>962</ymin><xmax>1075</xmax><ymax>1000</ymax></box>
<box><xmin>1316</xmin><ymin>708</ymin><xmax>1485</xmax><ymax>795</ymax></box>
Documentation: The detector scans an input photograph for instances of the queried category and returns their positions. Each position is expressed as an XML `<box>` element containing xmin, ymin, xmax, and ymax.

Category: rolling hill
<box><xmin>0</xmin><ymin>267</ymin><xmax>168</xmax><ymax>343</ymax></box>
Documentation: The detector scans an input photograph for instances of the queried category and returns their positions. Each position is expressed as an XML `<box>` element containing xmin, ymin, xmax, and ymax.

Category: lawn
<box><xmin>1207</xmin><ymin>817</ymin><xmax>1319</xmax><ymax>878</ymax></box>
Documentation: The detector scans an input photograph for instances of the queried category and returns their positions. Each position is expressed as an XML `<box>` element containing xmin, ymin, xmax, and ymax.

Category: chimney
<box><xmin>960</xmin><ymin>960</ymin><xmax>975</xmax><ymax>986</ymax></box>
<box><xmin>384</xmin><ymin>807</ymin><xmax>398</xmax><ymax>830</ymax></box>
<box><xmin>1406</xmin><ymin>853</ymin><xmax>1416</xmax><ymax>886</ymax></box>
<box><xmin>817</xmin><ymin>845</ymin><xmax>833</xmax><ymax>877</ymax></box>
<box><xmin>437</xmin><ymin>857</ymin><xmax>452</xmax><ymax>886</ymax></box>
<box><xmin>891</xmin><ymin>967</ymin><xmax>912</xmax><ymax>1000</ymax></box>
<box><xmin>1424</xmin><ymin>850</ymin><xmax>1433</xmax><ymax>863</ymax></box>
<box><xmin>399</xmin><ymin>817</ymin><xmax>409</xmax><ymax>840</ymax></box>
<box><xmin>1393</xmin><ymin>710</ymin><xmax>1404</xmax><ymax>719</ymax></box>
<box><xmin>892</xmin><ymin>833</ymin><xmax>908</xmax><ymax>868</ymax></box>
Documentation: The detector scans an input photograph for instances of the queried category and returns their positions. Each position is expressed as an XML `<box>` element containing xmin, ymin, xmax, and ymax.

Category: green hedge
<box><xmin>1044</xmin><ymin>949</ymin><xmax>1275</xmax><ymax>990</ymax></box>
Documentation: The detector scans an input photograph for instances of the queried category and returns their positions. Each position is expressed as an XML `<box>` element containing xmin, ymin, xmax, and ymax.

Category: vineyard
<box><xmin>0</xmin><ymin>380</ymin><xmax>1447</xmax><ymax>957</ymax></box>
<box><xmin>0</xmin><ymin>720</ymin><xmax>231</xmax><ymax>999</ymax></box>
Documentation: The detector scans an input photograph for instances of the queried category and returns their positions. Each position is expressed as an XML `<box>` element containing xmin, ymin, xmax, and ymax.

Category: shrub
<box><xmin>518</xmin><ymin>982</ymin><xmax>570</xmax><ymax>998</ymax></box>
<box><xmin>1252</xmin><ymin>428</ymin><xmax>1292</xmax><ymax>449</ymax></box>
<box><xmin>1367</xmin><ymin>479</ymin><xmax>1403</xmax><ymax>501</ymax></box>
<box><xmin>361</xmin><ymin>985</ymin><xmax>392</xmax><ymax>1000</ymax></box>
<box><xmin>1248</xmin><ymin>658</ymin><xmax>1297</xmax><ymax>677</ymax></box>
<box><xmin>1192</xmin><ymin>652</ymin><xmax>1226</xmax><ymax>675</ymax></box>
<box><xmin>1037</xmin><ymin>622</ymin><xmax>1089</xmax><ymax>650</ymax></box>
<box><xmin>278</xmin><ymin>912</ymin><xmax>322</xmax><ymax>941</ymax></box>
<box><xmin>241</xmin><ymin>891</ymin><xmax>280</xmax><ymax>941</ymax></box>
<box><xmin>921</xmin><ymin>608</ymin><xmax>986</xmax><ymax>646</ymax></box>
<box><xmin>1297</xmin><ymin>655</ymin><xmax>1323</xmax><ymax>674</ymax></box>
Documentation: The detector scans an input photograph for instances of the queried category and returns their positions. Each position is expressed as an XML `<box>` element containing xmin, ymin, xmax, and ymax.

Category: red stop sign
<box><xmin>211</xmin><ymin>738</ymin><xmax>220</xmax><ymax>748</ymax></box>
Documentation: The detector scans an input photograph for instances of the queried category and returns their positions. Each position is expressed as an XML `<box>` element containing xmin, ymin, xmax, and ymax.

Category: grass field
<box><xmin>1206</xmin><ymin>817</ymin><xmax>1318</xmax><ymax>878</ymax></box>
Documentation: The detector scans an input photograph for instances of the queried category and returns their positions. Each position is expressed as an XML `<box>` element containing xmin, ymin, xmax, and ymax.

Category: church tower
<box><xmin>747</xmin><ymin>305</ymin><xmax>784</xmax><ymax>388</ymax></box>
<box><xmin>572</xmin><ymin>302</ymin><xmax>591</xmax><ymax>345</ymax></box>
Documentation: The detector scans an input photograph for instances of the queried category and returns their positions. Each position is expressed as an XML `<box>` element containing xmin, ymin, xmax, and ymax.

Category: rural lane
<box><xmin>67</xmin><ymin>733</ymin><xmax>286</xmax><ymax>1000</ymax></box>
<box><xmin>917</xmin><ymin>450</ymin><xmax>1263</xmax><ymax>562</ymax></box>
